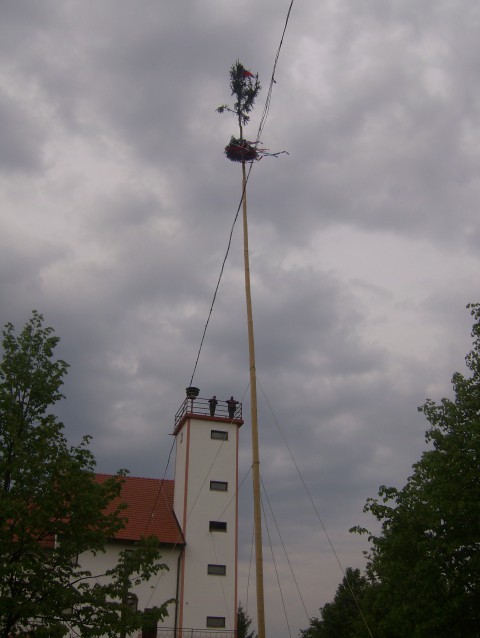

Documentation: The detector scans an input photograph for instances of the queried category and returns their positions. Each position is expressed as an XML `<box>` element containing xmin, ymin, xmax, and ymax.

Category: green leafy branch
<box><xmin>216</xmin><ymin>60</ymin><xmax>261</xmax><ymax>134</ymax></box>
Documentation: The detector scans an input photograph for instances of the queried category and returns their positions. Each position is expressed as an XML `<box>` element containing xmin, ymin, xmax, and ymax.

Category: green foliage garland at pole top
<box><xmin>217</xmin><ymin>60</ymin><xmax>261</xmax><ymax>162</ymax></box>
<box><xmin>216</xmin><ymin>60</ymin><xmax>261</xmax><ymax>129</ymax></box>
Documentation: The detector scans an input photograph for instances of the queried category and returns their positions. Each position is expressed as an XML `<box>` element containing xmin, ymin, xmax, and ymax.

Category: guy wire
<box><xmin>188</xmin><ymin>0</ymin><xmax>297</xmax><ymax>387</ymax></box>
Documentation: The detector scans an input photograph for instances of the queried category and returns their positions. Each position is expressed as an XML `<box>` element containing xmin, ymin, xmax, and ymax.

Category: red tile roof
<box><xmin>95</xmin><ymin>474</ymin><xmax>184</xmax><ymax>546</ymax></box>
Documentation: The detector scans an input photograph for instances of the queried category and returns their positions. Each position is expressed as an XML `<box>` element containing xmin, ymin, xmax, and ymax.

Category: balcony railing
<box><xmin>175</xmin><ymin>397</ymin><xmax>242</xmax><ymax>429</ymax></box>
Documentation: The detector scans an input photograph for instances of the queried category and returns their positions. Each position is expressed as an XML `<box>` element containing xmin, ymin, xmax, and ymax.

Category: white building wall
<box><xmin>78</xmin><ymin>542</ymin><xmax>181</xmax><ymax>630</ymax></box>
<box><xmin>174</xmin><ymin>415</ymin><xmax>240</xmax><ymax>633</ymax></box>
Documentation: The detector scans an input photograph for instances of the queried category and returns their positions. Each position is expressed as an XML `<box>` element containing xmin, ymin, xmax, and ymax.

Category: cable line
<box><xmin>188</xmin><ymin>0</ymin><xmax>297</xmax><ymax>387</ymax></box>
<box><xmin>260</xmin><ymin>487</ymin><xmax>292</xmax><ymax>638</ymax></box>
<box><xmin>256</xmin><ymin>375</ymin><xmax>375</xmax><ymax>638</ymax></box>
<box><xmin>245</xmin><ymin>518</ymin><xmax>255</xmax><ymax>614</ymax></box>
<box><xmin>188</xmin><ymin>165</ymin><xmax>253</xmax><ymax>388</ymax></box>
<box><xmin>209</xmin><ymin>532</ymin><xmax>232</xmax><ymax>627</ymax></box>
<box><xmin>256</xmin><ymin>0</ymin><xmax>295</xmax><ymax>143</ymax></box>
<box><xmin>216</xmin><ymin>465</ymin><xmax>252</xmax><ymax>522</ymax></box>
<box><xmin>143</xmin><ymin>437</ymin><xmax>176</xmax><ymax>537</ymax></box>
<box><xmin>259</xmin><ymin>473</ymin><xmax>310</xmax><ymax>622</ymax></box>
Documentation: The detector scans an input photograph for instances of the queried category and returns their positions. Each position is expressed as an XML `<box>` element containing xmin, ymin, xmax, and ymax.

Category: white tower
<box><xmin>173</xmin><ymin>388</ymin><xmax>243</xmax><ymax>636</ymax></box>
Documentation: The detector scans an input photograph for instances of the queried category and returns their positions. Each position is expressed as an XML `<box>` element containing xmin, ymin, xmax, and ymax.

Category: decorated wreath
<box><xmin>225</xmin><ymin>137</ymin><xmax>259</xmax><ymax>163</ymax></box>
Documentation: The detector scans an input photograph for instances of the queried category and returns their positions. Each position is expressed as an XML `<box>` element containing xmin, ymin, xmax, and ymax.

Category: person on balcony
<box><xmin>209</xmin><ymin>395</ymin><xmax>218</xmax><ymax>417</ymax></box>
<box><xmin>226</xmin><ymin>396</ymin><xmax>238</xmax><ymax>419</ymax></box>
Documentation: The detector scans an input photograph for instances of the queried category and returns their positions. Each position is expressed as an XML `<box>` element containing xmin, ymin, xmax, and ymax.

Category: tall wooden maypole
<box><xmin>217</xmin><ymin>61</ymin><xmax>266</xmax><ymax>638</ymax></box>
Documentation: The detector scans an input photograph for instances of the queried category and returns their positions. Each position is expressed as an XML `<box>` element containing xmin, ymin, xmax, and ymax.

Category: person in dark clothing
<box><xmin>227</xmin><ymin>396</ymin><xmax>238</xmax><ymax>419</ymax></box>
<box><xmin>209</xmin><ymin>395</ymin><xmax>218</xmax><ymax>417</ymax></box>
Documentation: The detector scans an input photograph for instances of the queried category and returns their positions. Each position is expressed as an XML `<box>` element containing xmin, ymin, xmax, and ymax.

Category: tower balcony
<box><xmin>174</xmin><ymin>393</ymin><xmax>243</xmax><ymax>433</ymax></box>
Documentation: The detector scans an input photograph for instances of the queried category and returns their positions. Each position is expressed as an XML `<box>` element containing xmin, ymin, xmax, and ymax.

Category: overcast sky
<box><xmin>1</xmin><ymin>1</ymin><xmax>479</xmax><ymax>636</ymax></box>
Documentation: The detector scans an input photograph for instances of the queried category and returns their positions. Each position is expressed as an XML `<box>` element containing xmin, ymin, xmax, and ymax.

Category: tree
<box><xmin>0</xmin><ymin>311</ymin><xmax>169</xmax><ymax>638</ymax></box>
<box><xmin>237</xmin><ymin>603</ymin><xmax>256</xmax><ymax>638</ymax></box>
<box><xmin>352</xmin><ymin>303</ymin><xmax>480</xmax><ymax>637</ymax></box>
<box><xmin>216</xmin><ymin>60</ymin><xmax>261</xmax><ymax>131</ymax></box>
<box><xmin>300</xmin><ymin>568</ymin><xmax>372</xmax><ymax>638</ymax></box>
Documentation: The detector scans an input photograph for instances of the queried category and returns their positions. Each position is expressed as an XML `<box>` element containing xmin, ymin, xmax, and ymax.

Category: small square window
<box><xmin>209</xmin><ymin>521</ymin><xmax>227</xmax><ymax>532</ymax></box>
<box><xmin>208</xmin><ymin>564</ymin><xmax>226</xmax><ymax>575</ymax></box>
<box><xmin>206</xmin><ymin>617</ymin><xmax>226</xmax><ymax>628</ymax></box>
<box><xmin>210</xmin><ymin>480</ymin><xmax>228</xmax><ymax>492</ymax></box>
<box><xmin>211</xmin><ymin>430</ymin><xmax>228</xmax><ymax>441</ymax></box>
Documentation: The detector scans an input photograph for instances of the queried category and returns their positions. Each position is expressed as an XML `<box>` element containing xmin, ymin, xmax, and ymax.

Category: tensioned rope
<box><xmin>241</xmin><ymin>470</ymin><xmax>309</xmax><ymax>630</ymax></box>
<box><xmin>256</xmin><ymin>0</ymin><xmax>295</xmax><ymax>143</ymax></box>
<box><xmin>259</xmin><ymin>473</ymin><xmax>310</xmax><ymax>622</ymax></box>
<box><xmin>143</xmin><ymin>437</ymin><xmax>176</xmax><ymax>537</ymax></box>
<box><xmin>209</xmin><ymin>532</ymin><xmax>233</xmax><ymax>628</ymax></box>
<box><xmin>260</xmin><ymin>488</ymin><xmax>292</xmax><ymax>638</ymax></box>
<box><xmin>256</xmin><ymin>375</ymin><xmax>375</xmax><ymax>638</ymax></box>
<box><xmin>144</xmin><ymin>431</ymin><xmax>230</xmax><ymax>609</ymax></box>
<box><xmin>147</xmin><ymin>0</ymin><xmax>372</xmax><ymax>627</ymax></box>
<box><xmin>215</xmin><ymin>465</ymin><xmax>252</xmax><ymax>522</ymax></box>
<box><xmin>143</xmin><ymin>437</ymin><xmax>184</xmax><ymax>608</ymax></box>
<box><xmin>148</xmin><ymin>0</ymin><xmax>298</xmax><ymax>544</ymax></box>
<box><xmin>188</xmin><ymin>0</ymin><xmax>296</xmax><ymax>388</ymax></box>
<box><xmin>245</xmin><ymin>518</ymin><xmax>255</xmax><ymax>614</ymax></box>
<box><xmin>188</xmin><ymin>176</ymin><xmax>250</xmax><ymax>387</ymax></box>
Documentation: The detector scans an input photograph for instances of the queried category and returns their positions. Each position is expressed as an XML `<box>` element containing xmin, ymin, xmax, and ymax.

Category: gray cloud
<box><xmin>1</xmin><ymin>1</ymin><xmax>479</xmax><ymax>636</ymax></box>
<box><xmin>0</xmin><ymin>91</ymin><xmax>46</xmax><ymax>172</ymax></box>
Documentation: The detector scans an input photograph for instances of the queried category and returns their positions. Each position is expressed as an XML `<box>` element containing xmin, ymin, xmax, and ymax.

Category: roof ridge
<box><xmin>95</xmin><ymin>472</ymin><xmax>174</xmax><ymax>483</ymax></box>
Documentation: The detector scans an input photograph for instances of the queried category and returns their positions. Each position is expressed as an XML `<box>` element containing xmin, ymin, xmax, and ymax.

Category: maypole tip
<box><xmin>217</xmin><ymin>61</ymin><xmax>287</xmax><ymax>163</ymax></box>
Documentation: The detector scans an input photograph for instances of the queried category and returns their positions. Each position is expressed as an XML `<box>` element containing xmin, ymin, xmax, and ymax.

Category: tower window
<box><xmin>211</xmin><ymin>430</ymin><xmax>228</xmax><ymax>441</ymax></box>
<box><xmin>206</xmin><ymin>617</ymin><xmax>226</xmax><ymax>628</ymax></box>
<box><xmin>210</xmin><ymin>480</ymin><xmax>228</xmax><ymax>492</ymax></box>
<box><xmin>208</xmin><ymin>564</ymin><xmax>226</xmax><ymax>575</ymax></box>
<box><xmin>209</xmin><ymin>521</ymin><xmax>227</xmax><ymax>532</ymax></box>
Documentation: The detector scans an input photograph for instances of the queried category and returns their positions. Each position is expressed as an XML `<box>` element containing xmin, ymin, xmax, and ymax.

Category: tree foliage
<box><xmin>237</xmin><ymin>603</ymin><xmax>256</xmax><ymax>638</ymax></box>
<box><xmin>216</xmin><ymin>60</ymin><xmax>261</xmax><ymax>133</ymax></box>
<box><xmin>0</xmin><ymin>312</ymin><xmax>169</xmax><ymax>638</ymax></box>
<box><xmin>300</xmin><ymin>568</ymin><xmax>372</xmax><ymax>638</ymax></box>
<box><xmin>355</xmin><ymin>303</ymin><xmax>480</xmax><ymax>637</ymax></box>
<box><xmin>302</xmin><ymin>304</ymin><xmax>480</xmax><ymax>637</ymax></box>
